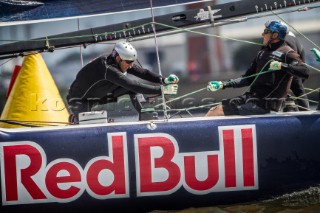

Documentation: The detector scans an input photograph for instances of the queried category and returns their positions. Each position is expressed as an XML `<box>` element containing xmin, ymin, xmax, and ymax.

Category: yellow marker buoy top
<box><xmin>0</xmin><ymin>53</ymin><xmax>69</xmax><ymax>128</ymax></box>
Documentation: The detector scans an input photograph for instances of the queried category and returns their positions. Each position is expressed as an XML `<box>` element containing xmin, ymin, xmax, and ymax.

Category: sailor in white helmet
<box><xmin>67</xmin><ymin>41</ymin><xmax>179</xmax><ymax>123</ymax></box>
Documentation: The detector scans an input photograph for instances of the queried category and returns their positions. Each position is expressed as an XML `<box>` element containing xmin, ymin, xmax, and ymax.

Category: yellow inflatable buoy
<box><xmin>0</xmin><ymin>53</ymin><xmax>69</xmax><ymax>128</ymax></box>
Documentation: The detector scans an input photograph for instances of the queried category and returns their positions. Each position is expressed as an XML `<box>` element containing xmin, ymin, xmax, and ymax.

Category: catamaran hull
<box><xmin>0</xmin><ymin>112</ymin><xmax>320</xmax><ymax>212</ymax></box>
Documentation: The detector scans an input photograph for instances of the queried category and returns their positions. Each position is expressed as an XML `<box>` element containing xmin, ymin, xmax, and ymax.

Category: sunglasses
<box><xmin>263</xmin><ymin>29</ymin><xmax>273</xmax><ymax>34</ymax></box>
<box><xmin>124</xmin><ymin>60</ymin><xmax>134</xmax><ymax>64</ymax></box>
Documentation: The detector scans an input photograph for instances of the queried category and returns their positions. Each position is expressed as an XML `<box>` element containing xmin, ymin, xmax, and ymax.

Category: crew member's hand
<box><xmin>164</xmin><ymin>74</ymin><xmax>179</xmax><ymax>84</ymax></box>
<box><xmin>207</xmin><ymin>81</ymin><xmax>223</xmax><ymax>92</ymax></box>
<box><xmin>163</xmin><ymin>84</ymin><xmax>178</xmax><ymax>95</ymax></box>
<box><xmin>311</xmin><ymin>48</ymin><xmax>320</xmax><ymax>62</ymax></box>
<box><xmin>269</xmin><ymin>61</ymin><xmax>282</xmax><ymax>71</ymax></box>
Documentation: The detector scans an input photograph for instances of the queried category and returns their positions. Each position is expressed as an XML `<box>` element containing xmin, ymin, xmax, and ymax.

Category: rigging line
<box><xmin>153</xmin><ymin>68</ymin><xmax>281</xmax><ymax>109</ymax></box>
<box><xmin>81</xmin><ymin>17</ymin><xmax>319</xmax><ymax>112</ymax></box>
<box><xmin>0</xmin><ymin>120</ymin><xmax>43</xmax><ymax>127</ymax></box>
<box><xmin>149</xmin><ymin>0</ymin><xmax>169</xmax><ymax>121</ymax></box>
<box><xmin>0</xmin><ymin>22</ymin><xmax>155</xmax><ymax>43</ymax></box>
<box><xmin>305</xmin><ymin>87</ymin><xmax>319</xmax><ymax>91</ymax></box>
<box><xmin>305</xmin><ymin>63</ymin><xmax>320</xmax><ymax>73</ymax></box>
<box><xmin>291</xmin><ymin>89</ymin><xmax>319</xmax><ymax>102</ymax></box>
<box><xmin>0</xmin><ymin>21</ymin><xmax>262</xmax><ymax>47</ymax></box>
<box><xmin>296</xmin><ymin>105</ymin><xmax>311</xmax><ymax>111</ymax></box>
<box><xmin>153</xmin><ymin>87</ymin><xmax>206</xmax><ymax>108</ymax></box>
<box><xmin>290</xmin><ymin>88</ymin><xmax>319</xmax><ymax>105</ymax></box>
<box><xmin>166</xmin><ymin>102</ymin><xmax>221</xmax><ymax>113</ymax></box>
<box><xmin>0</xmin><ymin>4</ymin><xmax>317</xmax><ymax>44</ymax></box>
<box><xmin>0</xmin><ymin>58</ymin><xmax>13</xmax><ymax>67</ymax></box>
<box><xmin>153</xmin><ymin>22</ymin><xmax>263</xmax><ymax>46</ymax></box>
<box><xmin>270</xmin><ymin>10</ymin><xmax>320</xmax><ymax>50</ymax></box>
<box><xmin>296</xmin><ymin>87</ymin><xmax>320</xmax><ymax>98</ymax></box>
<box><xmin>152</xmin><ymin>102</ymin><xmax>220</xmax><ymax>114</ymax></box>
<box><xmin>244</xmin><ymin>59</ymin><xmax>275</xmax><ymax>93</ymax></box>
<box><xmin>0</xmin><ymin>2</ymin><xmax>320</xmax><ymax>42</ymax></box>
<box><xmin>77</xmin><ymin>18</ymin><xmax>84</xmax><ymax>68</ymax></box>
<box><xmin>0</xmin><ymin>4</ymin><xmax>318</xmax><ymax>45</ymax></box>
<box><xmin>294</xmin><ymin>96</ymin><xmax>318</xmax><ymax>105</ymax></box>
<box><xmin>0</xmin><ymin>119</ymin><xmax>70</xmax><ymax>125</ymax></box>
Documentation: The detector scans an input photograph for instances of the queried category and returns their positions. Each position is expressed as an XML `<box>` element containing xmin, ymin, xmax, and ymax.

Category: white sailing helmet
<box><xmin>113</xmin><ymin>41</ymin><xmax>137</xmax><ymax>61</ymax></box>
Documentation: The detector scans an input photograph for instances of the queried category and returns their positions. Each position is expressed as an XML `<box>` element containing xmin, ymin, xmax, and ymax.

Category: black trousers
<box><xmin>222</xmin><ymin>92</ymin><xmax>270</xmax><ymax>116</ymax></box>
<box><xmin>291</xmin><ymin>77</ymin><xmax>309</xmax><ymax>111</ymax></box>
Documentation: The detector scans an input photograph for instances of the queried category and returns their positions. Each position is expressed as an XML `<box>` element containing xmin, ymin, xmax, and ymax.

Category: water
<box><xmin>149</xmin><ymin>186</ymin><xmax>320</xmax><ymax>213</ymax></box>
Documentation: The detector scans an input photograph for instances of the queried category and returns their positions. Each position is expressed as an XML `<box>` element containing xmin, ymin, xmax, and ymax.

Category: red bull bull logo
<box><xmin>0</xmin><ymin>125</ymin><xmax>258</xmax><ymax>205</ymax></box>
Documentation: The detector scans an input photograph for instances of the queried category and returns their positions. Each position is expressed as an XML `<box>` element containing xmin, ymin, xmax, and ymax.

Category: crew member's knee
<box><xmin>205</xmin><ymin>104</ymin><xmax>224</xmax><ymax>116</ymax></box>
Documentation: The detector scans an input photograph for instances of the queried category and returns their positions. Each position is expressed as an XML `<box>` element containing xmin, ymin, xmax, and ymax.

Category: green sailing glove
<box><xmin>311</xmin><ymin>48</ymin><xmax>320</xmax><ymax>62</ymax></box>
<box><xmin>163</xmin><ymin>84</ymin><xmax>178</xmax><ymax>95</ymax></box>
<box><xmin>269</xmin><ymin>61</ymin><xmax>282</xmax><ymax>71</ymax></box>
<box><xmin>164</xmin><ymin>74</ymin><xmax>179</xmax><ymax>84</ymax></box>
<box><xmin>207</xmin><ymin>81</ymin><xmax>223</xmax><ymax>92</ymax></box>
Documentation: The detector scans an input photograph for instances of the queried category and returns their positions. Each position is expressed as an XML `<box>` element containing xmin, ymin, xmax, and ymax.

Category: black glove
<box><xmin>222</xmin><ymin>80</ymin><xmax>236</xmax><ymax>89</ymax></box>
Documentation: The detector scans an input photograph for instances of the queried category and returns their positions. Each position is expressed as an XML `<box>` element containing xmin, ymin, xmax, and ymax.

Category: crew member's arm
<box><xmin>127</xmin><ymin>65</ymin><xmax>164</xmax><ymax>83</ymax></box>
<box><xmin>127</xmin><ymin>65</ymin><xmax>179</xmax><ymax>85</ymax></box>
<box><xmin>269</xmin><ymin>51</ymin><xmax>309</xmax><ymax>79</ymax></box>
<box><xmin>106</xmin><ymin>66</ymin><xmax>162</xmax><ymax>94</ymax></box>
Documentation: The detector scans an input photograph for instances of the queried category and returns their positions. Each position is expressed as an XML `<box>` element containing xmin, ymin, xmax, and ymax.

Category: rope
<box><xmin>0</xmin><ymin>21</ymin><xmax>263</xmax><ymax>47</ymax></box>
<box><xmin>243</xmin><ymin>59</ymin><xmax>275</xmax><ymax>93</ymax></box>
<box><xmin>305</xmin><ymin>63</ymin><xmax>320</xmax><ymax>73</ymax></box>
<box><xmin>0</xmin><ymin>5</ymin><xmax>318</xmax><ymax>49</ymax></box>
<box><xmin>1</xmin><ymin>7</ymin><xmax>319</xmax><ymax>120</ymax></box>
<box><xmin>0</xmin><ymin>119</ymin><xmax>70</xmax><ymax>127</ymax></box>
<box><xmin>153</xmin><ymin>102</ymin><xmax>220</xmax><ymax>113</ymax></box>
<box><xmin>0</xmin><ymin>58</ymin><xmax>13</xmax><ymax>67</ymax></box>
<box><xmin>149</xmin><ymin>0</ymin><xmax>169</xmax><ymax>121</ymax></box>
<box><xmin>292</xmin><ymin>87</ymin><xmax>320</xmax><ymax>104</ymax></box>
<box><xmin>150</xmin><ymin>14</ymin><xmax>320</xmax><ymax>112</ymax></box>
<box><xmin>152</xmin><ymin>22</ymin><xmax>263</xmax><ymax>46</ymax></box>
<box><xmin>154</xmin><ymin>87</ymin><xmax>206</xmax><ymax>108</ymax></box>
<box><xmin>0</xmin><ymin>58</ymin><xmax>14</xmax><ymax>76</ymax></box>
<box><xmin>153</xmin><ymin>64</ymin><xmax>280</xmax><ymax>109</ymax></box>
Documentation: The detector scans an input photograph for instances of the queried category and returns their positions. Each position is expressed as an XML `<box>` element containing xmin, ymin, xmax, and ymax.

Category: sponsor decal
<box><xmin>272</xmin><ymin>50</ymin><xmax>283</xmax><ymax>58</ymax></box>
<box><xmin>194</xmin><ymin>8</ymin><xmax>221</xmax><ymax>21</ymax></box>
<box><xmin>194</xmin><ymin>9</ymin><xmax>210</xmax><ymax>21</ymax></box>
<box><xmin>0</xmin><ymin>125</ymin><xmax>258</xmax><ymax>205</ymax></box>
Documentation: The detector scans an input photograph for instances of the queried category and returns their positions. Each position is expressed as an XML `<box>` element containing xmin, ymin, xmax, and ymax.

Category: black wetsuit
<box><xmin>285</xmin><ymin>34</ymin><xmax>310</xmax><ymax>110</ymax></box>
<box><xmin>222</xmin><ymin>40</ymin><xmax>309</xmax><ymax>115</ymax></box>
<box><xmin>67</xmin><ymin>54</ymin><xmax>163</xmax><ymax>120</ymax></box>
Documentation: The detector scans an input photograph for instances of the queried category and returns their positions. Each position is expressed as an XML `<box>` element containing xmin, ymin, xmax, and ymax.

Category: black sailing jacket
<box><xmin>67</xmin><ymin>54</ymin><xmax>163</xmax><ymax>104</ymax></box>
<box><xmin>225</xmin><ymin>40</ymin><xmax>309</xmax><ymax>111</ymax></box>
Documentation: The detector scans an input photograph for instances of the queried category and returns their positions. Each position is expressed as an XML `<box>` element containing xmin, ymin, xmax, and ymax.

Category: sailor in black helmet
<box><xmin>67</xmin><ymin>41</ymin><xmax>179</xmax><ymax>123</ymax></box>
<box><xmin>206</xmin><ymin>20</ymin><xmax>309</xmax><ymax>116</ymax></box>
